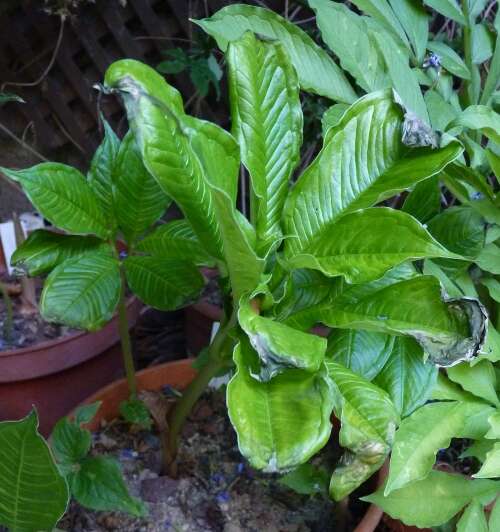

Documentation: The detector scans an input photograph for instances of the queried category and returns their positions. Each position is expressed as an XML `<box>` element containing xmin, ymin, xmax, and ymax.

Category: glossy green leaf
<box><xmin>432</xmin><ymin>372</ymin><xmax>479</xmax><ymax>402</ymax></box>
<box><xmin>135</xmin><ymin>220</ymin><xmax>214</xmax><ymax>266</ymax></box>
<box><xmin>124</xmin><ymin>256</ymin><xmax>204</xmax><ymax>311</ymax></box>
<box><xmin>375</xmin><ymin>337</ymin><xmax>438</xmax><ymax>417</ymax></box>
<box><xmin>227</xmin><ymin>338</ymin><xmax>334</xmax><ymax>472</ymax></box>
<box><xmin>87</xmin><ymin>118</ymin><xmax>120</xmax><ymax>217</ymax></box>
<box><xmin>425</xmin><ymin>90</ymin><xmax>459</xmax><ymax>132</ymax></box>
<box><xmin>288</xmin><ymin>275</ymin><xmax>487</xmax><ymax>367</ymax></box>
<box><xmin>424</xmin><ymin>0</ymin><xmax>465</xmax><ymax>23</ymax></box>
<box><xmin>69</xmin><ymin>456</ymin><xmax>146</xmax><ymax>517</ymax></box>
<box><xmin>427</xmin><ymin>41</ymin><xmax>471</xmax><ymax>79</ymax></box>
<box><xmin>310</xmin><ymin>0</ymin><xmax>388</xmax><ymax>93</ymax></box>
<box><xmin>194</xmin><ymin>4</ymin><xmax>357</xmax><ymax>103</ymax></box>
<box><xmin>476</xmin><ymin>244</ymin><xmax>500</xmax><ymax>274</ymax></box>
<box><xmin>114</xmin><ymin>131</ymin><xmax>171</xmax><ymax>244</ymax></box>
<box><xmin>40</xmin><ymin>252</ymin><xmax>121</xmax><ymax>331</ymax></box>
<box><xmin>457</xmin><ymin>402</ymin><xmax>497</xmax><ymax>439</ymax></box>
<box><xmin>322</xmin><ymin>104</ymin><xmax>350</xmax><ymax>135</ymax></box>
<box><xmin>238</xmin><ymin>296</ymin><xmax>326</xmax><ymax>381</ymax></box>
<box><xmin>105</xmin><ymin>59</ymin><xmax>223</xmax><ymax>259</ymax></box>
<box><xmin>385</xmin><ymin>401</ymin><xmax>467</xmax><ymax>494</ymax></box>
<box><xmin>326</xmin><ymin>329</ymin><xmax>394</xmax><ymax>381</ymax></box>
<box><xmin>474</xmin><ymin>442</ymin><xmax>500</xmax><ymax>478</ymax></box>
<box><xmin>482</xmin><ymin>278</ymin><xmax>500</xmax><ymax>303</ymax></box>
<box><xmin>0</xmin><ymin>163</ymin><xmax>108</xmax><ymax>239</ymax></box>
<box><xmin>448</xmin><ymin>360</ymin><xmax>500</xmax><ymax>406</ymax></box>
<box><xmin>227</xmin><ymin>31</ymin><xmax>302</xmax><ymax>252</ymax></box>
<box><xmin>402</xmin><ymin>176</ymin><xmax>441</xmax><ymax>223</ymax></box>
<box><xmin>0</xmin><ymin>411</ymin><xmax>68</xmax><ymax>532</ymax></box>
<box><xmin>286</xmin><ymin>207</ymin><xmax>461</xmax><ymax>284</ymax></box>
<box><xmin>283</xmin><ymin>90</ymin><xmax>461</xmax><ymax>260</ymax></box>
<box><xmin>11</xmin><ymin>229</ymin><xmax>109</xmax><ymax>276</ymax></box>
<box><xmin>278</xmin><ymin>463</ymin><xmax>329</xmax><ymax>496</ymax></box>
<box><xmin>327</xmin><ymin>361</ymin><xmax>398</xmax><ymax>500</ymax></box>
<box><xmin>448</xmin><ymin>106</ymin><xmax>500</xmax><ymax>144</ymax></box>
<box><xmin>363</xmin><ymin>471</ymin><xmax>499</xmax><ymax>528</ymax></box>
<box><xmin>457</xmin><ymin>500</ymin><xmax>489</xmax><ymax>532</ymax></box>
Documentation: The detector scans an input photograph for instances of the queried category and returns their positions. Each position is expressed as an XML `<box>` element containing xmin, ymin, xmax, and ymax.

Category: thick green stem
<box><xmin>462</xmin><ymin>1</ymin><xmax>480</xmax><ymax>109</ymax></box>
<box><xmin>117</xmin><ymin>267</ymin><xmax>137</xmax><ymax>398</ymax></box>
<box><xmin>0</xmin><ymin>281</ymin><xmax>13</xmax><ymax>341</ymax></box>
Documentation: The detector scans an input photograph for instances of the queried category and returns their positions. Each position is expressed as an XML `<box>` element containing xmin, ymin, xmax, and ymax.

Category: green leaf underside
<box><xmin>327</xmin><ymin>362</ymin><xmax>398</xmax><ymax>500</ymax></box>
<box><xmin>283</xmin><ymin>90</ymin><xmax>462</xmax><ymax>261</ymax></box>
<box><xmin>286</xmin><ymin>207</ymin><xmax>461</xmax><ymax>284</ymax></box>
<box><xmin>0</xmin><ymin>163</ymin><xmax>109</xmax><ymax>239</ymax></box>
<box><xmin>0</xmin><ymin>411</ymin><xmax>68</xmax><ymax>532</ymax></box>
<box><xmin>228</xmin><ymin>31</ymin><xmax>302</xmax><ymax>252</ymax></box>
<box><xmin>227</xmin><ymin>338</ymin><xmax>334</xmax><ymax>472</ymax></box>
<box><xmin>363</xmin><ymin>471</ymin><xmax>498</xmax><ymax>528</ymax></box>
<box><xmin>40</xmin><ymin>252</ymin><xmax>121</xmax><ymax>331</ymax></box>
<box><xmin>194</xmin><ymin>4</ymin><xmax>357</xmax><ymax>103</ymax></box>
<box><xmin>124</xmin><ymin>256</ymin><xmax>204</xmax><ymax>311</ymax></box>
<box><xmin>385</xmin><ymin>401</ymin><xmax>468</xmax><ymax>494</ymax></box>
<box><xmin>11</xmin><ymin>230</ymin><xmax>109</xmax><ymax>276</ymax></box>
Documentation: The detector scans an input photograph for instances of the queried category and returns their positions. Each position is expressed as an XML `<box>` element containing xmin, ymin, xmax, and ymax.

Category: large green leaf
<box><xmin>285</xmin><ymin>207</ymin><xmax>461</xmax><ymax>283</ymax></box>
<box><xmin>448</xmin><ymin>360</ymin><xmax>500</xmax><ymax>407</ymax></box>
<box><xmin>0</xmin><ymin>163</ymin><xmax>109</xmax><ymax>239</ymax></box>
<box><xmin>227</xmin><ymin>338</ymin><xmax>334</xmax><ymax>472</ymax></box>
<box><xmin>448</xmin><ymin>106</ymin><xmax>500</xmax><ymax>143</ymax></box>
<box><xmin>326</xmin><ymin>329</ymin><xmax>394</xmax><ymax>381</ymax></box>
<box><xmin>11</xmin><ymin>229</ymin><xmax>108</xmax><ymax>276</ymax></box>
<box><xmin>388</xmin><ymin>0</ymin><xmax>428</xmax><ymax>63</ymax></box>
<box><xmin>40</xmin><ymin>252</ymin><xmax>121</xmax><ymax>330</ymax></box>
<box><xmin>114</xmin><ymin>131</ymin><xmax>171</xmax><ymax>244</ymax></box>
<box><xmin>374</xmin><ymin>337</ymin><xmax>438</xmax><ymax>417</ymax></box>
<box><xmin>363</xmin><ymin>471</ymin><xmax>499</xmax><ymax>528</ymax></box>
<box><xmin>124</xmin><ymin>255</ymin><xmax>204</xmax><ymax>311</ymax></box>
<box><xmin>326</xmin><ymin>361</ymin><xmax>398</xmax><ymax>500</ymax></box>
<box><xmin>227</xmin><ymin>31</ymin><xmax>302</xmax><ymax>252</ymax></box>
<box><xmin>401</xmin><ymin>176</ymin><xmax>441</xmax><ymax>223</ymax></box>
<box><xmin>194</xmin><ymin>4</ymin><xmax>357</xmax><ymax>103</ymax></box>
<box><xmin>283</xmin><ymin>90</ymin><xmax>461</xmax><ymax>260</ymax></box>
<box><xmin>0</xmin><ymin>411</ymin><xmax>68</xmax><ymax>532</ymax></box>
<box><xmin>457</xmin><ymin>501</ymin><xmax>489</xmax><ymax>532</ymax></box>
<box><xmin>476</xmin><ymin>244</ymin><xmax>500</xmax><ymax>275</ymax></box>
<box><xmin>474</xmin><ymin>442</ymin><xmax>500</xmax><ymax>478</ymax></box>
<box><xmin>135</xmin><ymin>220</ymin><xmax>214</xmax><ymax>266</ymax></box>
<box><xmin>288</xmin><ymin>274</ymin><xmax>487</xmax><ymax>367</ymax></box>
<box><xmin>423</xmin><ymin>0</ymin><xmax>465</xmax><ymax>25</ymax></box>
<box><xmin>385</xmin><ymin>401</ymin><xmax>468</xmax><ymax>494</ymax></box>
<box><xmin>87</xmin><ymin>118</ymin><xmax>120</xmax><ymax>218</ymax></box>
<box><xmin>104</xmin><ymin>60</ymin><xmax>223</xmax><ymax>259</ymax></box>
<box><xmin>238</xmin><ymin>296</ymin><xmax>326</xmax><ymax>381</ymax></box>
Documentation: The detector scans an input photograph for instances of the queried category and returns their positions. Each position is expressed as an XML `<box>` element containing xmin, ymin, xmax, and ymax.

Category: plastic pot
<box><xmin>0</xmin><ymin>297</ymin><xmax>142</xmax><ymax>436</ymax></box>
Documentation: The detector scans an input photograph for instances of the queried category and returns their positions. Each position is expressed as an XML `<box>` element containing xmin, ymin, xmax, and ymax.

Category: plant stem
<box><xmin>0</xmin><ymin>281</ymin><xmax>13</xmax><ymax>342</ymax></box>
<box><xmin>462</xmin><ymin>1</ymin><xmax>479</xmax><ymax>107</ymax></box>
<box><xmin>117</xmin><ymin>267</ymin><xmax>137</xmax><ymax>398</ymax></box>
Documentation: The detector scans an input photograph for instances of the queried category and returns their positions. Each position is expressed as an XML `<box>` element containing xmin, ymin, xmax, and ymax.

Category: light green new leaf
<box><xmin>114</xmin><ymin>131</ymin><xmax>171</xmax><ymax>244</ymax></box>
<box><xmin>119</xmin><ymin>398</ymin><xmax>152</xmax><ymax>430</ymax></box>
<box><xmin>11</xmin><ymin>229</ymin><xmax>109</xmax><ymax>276</ymax></box>
<box><xmin>457</xmin><ymin>500</ymin><xmax>489</xmax><ymax>532</ymax></box>
<box><xmin>283</xmin><ymin>90</ymin><xmax>461</xmax><ymax>259</ymax></box>
<box><xmin>0</xmin><ymin>163</ymin><xmax>108</xmax><ymax>239</ymax></box>
<box><xmin>227</xmin><ymin>339</ymin><xmax>334</xmax><ymax>472</ymax></box>
<box><xmin>385</xmin><ymin>401</ymin><xmax>467</xmax><ymax>494</ymax></box>
<box><xmin>482</xmin><ymin>278</ymin><xmax>500</xmax><ymax>303</ymax></box>
<box><xmin>327</xmin><ymin>329</ymin><xmax>394</xmax><ymax>381</ymax></box>
<box><xmin>69</xmin><ymin>456</ymin><xmax>146</xmax><ymax>517</ymax></box>
<box><xmin>363</xmin><ymin>471</ymin><xmax>498</xmax><ymax>528</ymax></box>
<box><xmin>448</xmin><ymin>106</ymin><xmax>500</xmax><ymax>144</ymax></box>
<box><xmin>227</xmin><ymin>32</ymin><xmax>302</xmax><ymax>252</ymax></box>
<box><xmin>73</xmin><ymin>402</ymin><xmax>101</xmax><ymax>426</ymax></box>
<box><xmin>286</xmin><ymin>207</ymin><xmax>461</xmax><ymax>284</ymax></box>
<box><xmin>0</xmin><ymin>411</ymin><xmax>68</xmax><ymax>532</ymax></box>
<box><xmin>457</xmin><ymin>402</ymin><xmax>496</xmax><ymax>440</ymax></box>
<box><xmin>432</xmin><ymin>372</ymin><xmax>479</xmax><ymax>402</ymax></box>
<box><xmin>288</xmin><ymin>275</ymin><xmax>487</xmax><ymax>367</ymax></box>
<box><xmin>124</xmin><ymin>256</ymin><xmax>204</xmax><ymax>311</ymax></box>
<box><xmin>87</xmin><ymin>118</ymin><xmax>120</xmax><ymax>217</ymax></box>
<box><xmin>105</xmin><ymin>59</ymin><xmax>223</xmax><ymax>259</ymax></box>
<box><xmin>427</xmin><ymin>41</ymin><xmax>471</xmax><ymax>79</ymax></box>
<box><xmin>486</xmin><ymin>411</ymin><xmax>500</xmax><ymax>439</ymax></box>
<box><xmin>135</xmin><ymin>220</ymin><xmax>214</xmax><ymax>266</ymax></box>
<box><xmin>474</xmin><ymin>442</ymin><xmax>500</xmax><ymax>478</ymax></box>
<box><xmin>194</xmin><ymin>4</ymin><xmax>357</xmax><ymax>103</ymax></box>
<box><xmin>423</xmin><ymin>0</ymin><xmax>465</xmax><ymax>25</ymax></box>
<box><xmin>238</xmin><ymin>296</ymin><xmax>326</xmax><ymax>381</ymax></box>
<box><xmin>375</xmin><ymin>337</ymin><xmax>438</xmax><ymax>417</ymax></box>
<box><xmin>40</xmin><ymin>252</ymin><xmax>121</xmax><ymax>331</ymax></box>
<box><xmin>448</xmin><ymin>360</ymin><xmax>500</xmax><ymax>406</ymax></box>
<box><xmin>309</xmin><ymin>0</ymin><xmax>388</xmax><ymax>93</ymax></box>
<box><xmin>326</xmin><ymin>362</ymin><xmax>398</xmax><ymax>500</ymax></box>
<box><xmin>51</xmin><ymin>417</ymin><xmax>91</xmax><ymax>466</ymax></box>
<box><xmin>402</xmin><ymin>176</ymin><xmax>441</xmax><ymax>223</ymax></box>
<box><xmin>476</xmin><ymin>244</ymin><xmax>500</xmax><ymax>275</ymax></box>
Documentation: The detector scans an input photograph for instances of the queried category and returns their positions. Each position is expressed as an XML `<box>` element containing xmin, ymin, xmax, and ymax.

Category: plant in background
<box><xmin>0</xmin><ymin>121</ymin><xmax>209</xmax><ymax>427</ymax></box>
<box><xmin>0</xmin><ymin>406</ymin><xmax>145</xmax><ymax>531</ymax></box>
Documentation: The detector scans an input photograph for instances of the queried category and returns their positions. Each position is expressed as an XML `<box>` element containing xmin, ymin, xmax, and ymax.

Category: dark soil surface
<box><xmin>60</xmin><ymin>390</ymin><xmax>344</xmax><ymax>532</ymax></box>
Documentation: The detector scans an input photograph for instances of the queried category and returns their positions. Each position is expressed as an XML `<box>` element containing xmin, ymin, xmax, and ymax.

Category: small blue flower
<box><xmin>471</xmin><ymin>191</ymin><xmax>483</xmax><ymax>200</ymax></box>
<box><xmin>423</xmin><ymin>53</ymin><xmax>441</xmax><ymax>69</ymax></box>
<box><xmin>216</xmin><ymin>491</ymin><xmax>230</xmax><ymax>503</ymax></box>
<box><xmin>236</xmin><ymin>463</ymin><xmax>244</xmax><ymax>474</ymax></box>
<box><xmin>119</xmin><ymin>251</ymin><xmax>128</xmax><ymax>259</ymax></box>
<box><xmin>211</xmin><ymin>473</ymin><xmax>225</xmax><ymax>485</ymax></box>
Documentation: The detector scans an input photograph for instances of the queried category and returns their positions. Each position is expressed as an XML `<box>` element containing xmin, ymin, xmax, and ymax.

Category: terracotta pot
<box><xmin>74</xmin><ymin>359</ymin><xmax>197</xmax><ymax>431</ymax></box>
<box><xmin>184</xmin><ymin>301</ymin><xmax>222</xmax><ymax>356</ymax></box>
<box><xmin>0</xmin><ymin>297</ymin><xmax>142</xmax><ymax>436</ymax></box>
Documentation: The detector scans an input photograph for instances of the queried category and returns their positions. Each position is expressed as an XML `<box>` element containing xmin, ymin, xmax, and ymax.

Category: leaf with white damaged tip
<box><xmin>238</xmin><ymin>295</ymin><xmax>326</xmax><ymax>381</ymax></box>
<box><xmin>227</xmin><ymin>338</ymin><xmax>334</xmax><ymax>472</ymax></box>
